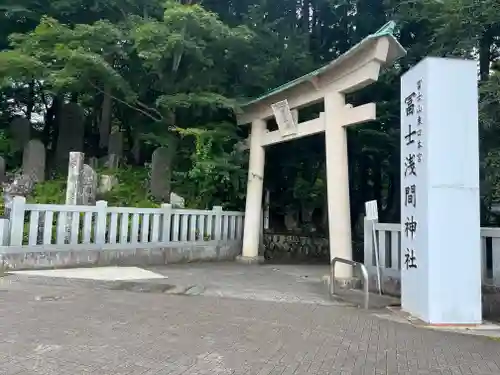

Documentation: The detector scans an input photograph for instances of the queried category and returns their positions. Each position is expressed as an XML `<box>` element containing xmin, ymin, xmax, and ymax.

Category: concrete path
<box><xmin>0</xmin><ymin>264</ymin><xmax>499</xmax><ymax>374</ymax></box>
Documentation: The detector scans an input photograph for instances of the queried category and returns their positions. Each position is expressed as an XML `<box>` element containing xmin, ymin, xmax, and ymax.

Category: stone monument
<box><xmin>2</xmin><ymin>173</ymin><xmax>36</xmax><ymax>217</ymax></box>
<box><xmin>63</xmin><ymin>152</ymin><xmax>84</xmax><ymax>241</ymax></box>
<box><xmin>65</xmin><ymin>152</ymin><xmax>84</xmax><ymax>205</ymax></box>
<box><xmin>132</xmin><ymin>135</ymin><xmax>141</xmax><ymax>163</ymax></box>
<box><xmin>89</xmin><ymin>157</ymin><xmax>99</xmax><ymax>170</ymax></box>
<box><xmin>170</xmin><ymin>192</ymin><xmax>185</xmax><ymax>208</ymax></box>
<box><xmin>98</xmin><ymin>175</ymin><xmax>118</xmax><ymax>194</ymax></box>
<box><xmin>22</xmin><ymin>139</ymin><xmax>46</xmax><ymax>182</ymax></box>
<box><xmin>56</xmin><ymin>103</ymin><xmax>85</xmax><ymax>168</ymax></box>
<box><xmin>81</xmin><ymin>164</ymin><xmax>97</xmax><ymax>205</ymax></box>
<box><xmin>400</xmin><ymin>57</ymin><xmax>481</xmax><ymax>325</ymax></box>
<box><xmin>107</xmin><ymin>129</ymin><xmax>123</xmax><ymax>169</ymax></box>
<box><xmin>10</xmin><ymin>117</ymin><xmax>31</xmax><ymax>151</ymax></box>
<box><xmin>151</xmin><ymin>147</ymin><xmax>172</xmax><ymax>202</ymax></box>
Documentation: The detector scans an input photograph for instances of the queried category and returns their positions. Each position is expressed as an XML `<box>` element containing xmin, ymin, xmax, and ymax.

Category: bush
<box><xmin>98</xmin><ymin>166</ymin><xmax>160</xmax><ymax>207</ymax></box>
<box><xmin>28</xmin><ymin>178</ymin><xmax>67</xmax><ymax>204</ymax></box>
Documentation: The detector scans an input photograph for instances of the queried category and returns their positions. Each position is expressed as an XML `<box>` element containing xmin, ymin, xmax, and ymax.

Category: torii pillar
<box><xmin>236</xmin><ymin>22</ymin><xmax>406</xmax><ymax>279</ymax></box>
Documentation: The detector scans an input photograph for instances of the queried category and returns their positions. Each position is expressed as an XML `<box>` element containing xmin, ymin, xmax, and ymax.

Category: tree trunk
<box><xmin>384</xmin><ymin>167</ymin><xmax>400</xmax><ymax>223</ymax></box>
<box><xmin>43</xmin><ymin>96</ymin><xmax>60</xmax><ymax>145</ymax></box>
<box><xmin>99</xmin><ymin>84</ymin><xmax>112</xmax><ymax>149</ymax></box>
<box><xmin>26</xmin><ymin>80</ymin><xmax>35</xmax><ymax>122</ymax></box>
<box><xmin>479</xmin><ymin>28</ymin><xmax>492</xmax><ymax>82</ymax></box>
<box><xmin>371</xmin><ymin>156</ymin><xmax>382</xmax><ymax>204</ymax></box>
<box><xmin>43</xmin><ymin>95</ymin><xmax>61</xmax><ymax>176</ymax></box>
<box><xmin>301</xmin><ymin>0</ymin><xmax>310</xmax><ymax>32</ymax></box>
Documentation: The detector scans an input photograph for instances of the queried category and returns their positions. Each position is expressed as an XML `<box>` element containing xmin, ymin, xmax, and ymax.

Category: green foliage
<box><xmin>0</xmin><ymin>50</ymin><xmax>44</xmax><ymax>84</ymax></box>
<box><xmin>99</xmin><ymin>166</ymin><xmax>160</xmax><ymax>208</ymax></box>
<box><xmin>26</xmin><ymin>167</ymin><xmax>161</xmax><ymax>208</ymax></box>
<box><xmin>156</xmin><ymin>93</ymin><xmax>238</xmax><ymax>113</ymax></box>
<box><xmin>0</xmin><ymin>0</ymin><xmax>252</xmax><ymax>212</ymax></box>
<box><xmin>482</xmin><ymin>149</ymin><xmax>500</xmax><ymax>224</ymax></box>
<box><xmin>292</xmin><ymin>172</ymin><xmax>325</xmax><ymax>212</ymax></box>
<box><xmin>0</xmin><ymin>130</ymin><xmax>12</xmax><ymax>155</ymax></box>
<box><xmin>0</xmin><ymin>16</ymin><xmax>133</xmax><ymax>95</ymax></box>
<box><xmin>173</xmin><ymin>123</ymin><xmax>247</xmax><ymax>210</ymax></box>
<box><xmin>0</xmin><ymin>194</ymin><xmax>4</xmax><ymax>216</ymax></box>
<box><xmin>28</xmin><ymin>178</ymin><xmax>67</xmax><ymax>204</ymax></box>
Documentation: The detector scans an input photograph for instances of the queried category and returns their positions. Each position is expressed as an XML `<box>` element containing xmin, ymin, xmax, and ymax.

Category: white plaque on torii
<box><xmin>271</xmin><ymin>100</ymin><xmax>297</xmax><ymax>137</ymax></box>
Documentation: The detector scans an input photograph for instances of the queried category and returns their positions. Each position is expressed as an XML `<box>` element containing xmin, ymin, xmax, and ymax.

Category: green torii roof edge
<box><xmin>241</xmin><ymin>20</ymin><xmax>406</xmax><ymax>108</ymax></box>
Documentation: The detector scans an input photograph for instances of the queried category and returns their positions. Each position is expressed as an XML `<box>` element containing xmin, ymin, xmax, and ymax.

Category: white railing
<box><xmin>0</xmin><ymin>196</ymin><xmax>244</xmax><ymax>253</ymax></box>
<box><xmin>363</xmin><ymin>218</ymin><xmax>500</xmax><ymax>286</ymax></box>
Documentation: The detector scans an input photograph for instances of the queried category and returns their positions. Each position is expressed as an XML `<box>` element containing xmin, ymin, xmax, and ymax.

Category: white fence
<box><xmin>364</xmin><ymin>218</ymin><xmax>500</xmax><ymax>285</ymax></box>
<box><xmin>0</xmin><ymin>196</ymin><xmax>245</xmax><ymax>254</ymax></box>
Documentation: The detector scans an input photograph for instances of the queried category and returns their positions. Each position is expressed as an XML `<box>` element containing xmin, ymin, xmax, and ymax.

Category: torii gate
<box><xmin>236</xmin><ymin>22</ymin><xmax>406</xmax><ymax>278</ymax></box>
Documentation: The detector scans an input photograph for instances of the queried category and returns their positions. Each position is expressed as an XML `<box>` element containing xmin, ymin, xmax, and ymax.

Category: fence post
<box><xmin>161</xmin><ymin>203</ymin><xmax>172</xmax><ymax>243</ymax></box>
<box><xmin>9</xmin><ymin>196</ymin><xmax>26</xmax><ymax>246</ymax></box>
<box><xmin>213</xmin><ymin>206</ymin><xmax>223</xmax><ymax>241</ymax></box>
<box><xmin>363</xmin><ymin>217</ymin><xmax>373</xmax><ymax>268</ymax></box>
<box><xmin>0</xmin><ymin>218</ymin><xmax>10</xmax><ymax>246</ymax></box>
<box><xmin>95</xmin><ymin>200</ymin><xmax>108</xmax><ymax>245</ymax></box>
<box><xmin>492</xmin><ymin>238</ymin><xmax>500</xmax><ymax>285</ymax></box>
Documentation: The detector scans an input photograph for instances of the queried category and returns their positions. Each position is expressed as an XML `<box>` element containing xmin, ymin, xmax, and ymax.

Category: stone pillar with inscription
<box><xmin>64</xmin><ymin>152</ymin><xmax>84</xmax><ymax>242</ymax></box>
<box><xmin>400</xmin><ymin>57</ymin><xmax>481</xmax><ymax>325</ymax></box>
<box><xmin>65</xmin><ymin>152</ymin><xmax>84</xmax><ymax>206</ymax></box>
<box><xmin>81</xmin><ymin>164</ymin><xmax>97</xmax><ymax>205</ymax></box>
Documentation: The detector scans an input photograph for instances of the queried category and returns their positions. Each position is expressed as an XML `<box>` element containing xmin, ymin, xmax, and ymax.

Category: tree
<box><xmin>0</xmin><ymin>1</ymin><xmax>253</xmax><ymax>202</ymax></box>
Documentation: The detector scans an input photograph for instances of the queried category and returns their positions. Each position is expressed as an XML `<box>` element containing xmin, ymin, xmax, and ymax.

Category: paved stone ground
<box><xmin>0</xmin><ymin>264</ymin><xmax>499</xmax><ymax>374</ymax></box>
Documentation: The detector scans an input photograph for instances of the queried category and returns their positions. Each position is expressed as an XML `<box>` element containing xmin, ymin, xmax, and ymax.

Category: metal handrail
<box><xmin>330</xmin><ymin>257</ymin><xmax>369</xmax><ymax>310</ymax></box>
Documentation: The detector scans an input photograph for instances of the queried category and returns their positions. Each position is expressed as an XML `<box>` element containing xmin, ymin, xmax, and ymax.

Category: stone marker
<box><xmin>284</xmin><ymin>211</ymin><xmax>299</xmax><ymax>231</ymax></box>
<box><xmin>81</xmin><ymin>164</ymin><xmax>97</xmax><ymax>205</ymax></box>
<box><xmin>400</xmin><ymin>57</ymin><xmax>481</xmax><ymax>325</ymax></box>
<box><xmin>2</xmin><ymin>173</ymin><xmax>36</xmax><ymax>217</ymax></box>
<box><xmin>151</xmin><ymin>147</ymin><xmax>173</xmax><ymax>201</ymax></box>
<box><xmin>22</xmin><ymin>139</ymin><xmax>46</xmax><ymax>182</ymax></box>
<box><xmin>56</xmin><ymin>103</ymin><xmax>85</xmax><ymax>168</ymax></box>
<box><xmin>132</xmin><ymin>136</ymin><xmax>141</xmax><ymax>163</ymax></box>
<box><xmin>63</xmin><ymin>152</ymin><xmax>84</xmax><ymax>242</ymax></box>
<box><xmin>98</xmin><ymin>175</ymin><xmax>118</xmax><ymax>194</ymax></box>
<box><xmin>89</xmin><ymin>157</ymin><xmax>99</xmax><ymax>170</ymax></box>
<box><xmin>170</xmin><ymin>192</ymin><xmax>185</xmax><ymax>208</ymax></box>
<box><xmin>65</xmin><ymin>152</ymin><xmax>84</xmax><ymax>205</ymax></box>
<box><xmin>107</xmin><ymin>130</ymin><xmax>123</xmax><ymax>169</ymax></box>
<box><xmin>9</xmin><ymin>117</ymin><xmax>31</xmax><ymax>151</ymax></box>
<box><xmin>106</xmin><ymin>154</ymin><xmax>119</xmax><ymax>170</ymax></box>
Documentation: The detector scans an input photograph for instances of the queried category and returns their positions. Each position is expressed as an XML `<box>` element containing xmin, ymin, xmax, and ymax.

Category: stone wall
<box><xmin>261</xmin><ymin>233</ymin><xmax>329</xmax><ymax>263</ymax></box>
<box><xmin>1</xmin><ymin>241</ymin><xmax>242</xmax><ymax>270</ymax></box>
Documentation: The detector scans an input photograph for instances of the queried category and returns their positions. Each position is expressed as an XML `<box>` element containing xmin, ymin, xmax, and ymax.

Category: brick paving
<box><xmin>0</xmin><ymin>266</ymin><xmax>499</xmax><ymax>374</ymax></box>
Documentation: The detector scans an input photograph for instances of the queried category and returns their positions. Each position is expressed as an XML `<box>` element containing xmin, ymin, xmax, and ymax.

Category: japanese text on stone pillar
<box><xmin>402</xmin><ymin>79</ymin><xmax>424</xmax><ymax>270</ymax></box>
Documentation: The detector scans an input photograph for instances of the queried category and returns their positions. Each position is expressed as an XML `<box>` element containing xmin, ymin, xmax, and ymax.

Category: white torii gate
<box><xmin>236</xmin><ymin>22</ymin><xmax>406</xmax><ymax>279</ymax></box>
